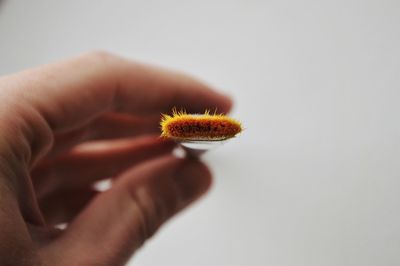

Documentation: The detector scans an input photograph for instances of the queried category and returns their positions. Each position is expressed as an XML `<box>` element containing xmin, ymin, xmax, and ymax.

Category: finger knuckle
<box><xmin>0</xmin><ymin>104</ymin><xmax>53</xmax><ymax>169</ymax></box>
<box><xmin>133</xmin><ymin>187</ymin><xmax>163</xmax><ymax>239</ymax></box>
<box><xmin>126</xmin><ymin>181</ymin><xmax>181</xmax><ymax>249</ymax></box>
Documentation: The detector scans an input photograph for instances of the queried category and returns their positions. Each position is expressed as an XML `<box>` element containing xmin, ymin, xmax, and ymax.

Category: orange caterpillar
<box><xmin>160</xmin><ymin>109</ymin><xmax>242</xmax><ymax>141</ymax></box>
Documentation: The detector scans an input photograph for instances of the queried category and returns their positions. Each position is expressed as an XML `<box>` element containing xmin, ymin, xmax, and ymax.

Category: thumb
<box><xmin>49</xmin><ymin>156</ymin><xmax>211</xmax><ymax>265</ymax></box>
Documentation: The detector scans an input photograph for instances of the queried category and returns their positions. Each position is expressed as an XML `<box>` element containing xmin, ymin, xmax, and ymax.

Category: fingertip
<box><xmin>219</xmin><ymin>92</ymin><xmax>234</xmax><ymax>114</ymax></box>
<box><xmin>154</xmin><ymin>135</ymin><xmax>177</xmax><ymax>148</ymax></box>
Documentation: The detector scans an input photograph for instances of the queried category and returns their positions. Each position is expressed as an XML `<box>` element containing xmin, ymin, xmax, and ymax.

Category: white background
<box><xmin>1</xmin><ymin>1</ymin><xmax>400</xmax><ymax>265</ymax></box>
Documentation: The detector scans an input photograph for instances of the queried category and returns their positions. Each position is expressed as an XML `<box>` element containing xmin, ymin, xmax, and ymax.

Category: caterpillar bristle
<box><xmin>160</xmin><ymin>109</ymin><xmax>242</xmax><ymax>141</ymax></box>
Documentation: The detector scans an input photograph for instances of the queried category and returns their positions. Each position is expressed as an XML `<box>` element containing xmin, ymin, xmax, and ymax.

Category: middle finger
<box><xmin>32</xmin><ymin>135</ymin><xmax>175</xmax><ymax>197</ymax></box>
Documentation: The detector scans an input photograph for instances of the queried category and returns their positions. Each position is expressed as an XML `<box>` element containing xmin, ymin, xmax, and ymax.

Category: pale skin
<box><xmin>0</xmin><ymin>52</ymin><xmax>232</xmax><ymax>265</ymax></box>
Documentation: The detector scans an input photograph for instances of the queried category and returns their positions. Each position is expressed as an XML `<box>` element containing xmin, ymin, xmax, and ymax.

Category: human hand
<box><xmin>0</xmin><ymin>52</ymin><xmax>232</xmax><ymax>265</ymax></box>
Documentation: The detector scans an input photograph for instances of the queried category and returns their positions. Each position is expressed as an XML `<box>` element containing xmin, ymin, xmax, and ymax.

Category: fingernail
<box><xmin>175</xmin><ymin>161</ymin><xmax>212</xmax><ymax>203</ymax></box>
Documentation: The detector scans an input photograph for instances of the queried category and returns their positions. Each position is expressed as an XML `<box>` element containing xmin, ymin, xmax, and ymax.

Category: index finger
<box><xmin>3</xmin><ymin>51</ymin><xmax>232</xmax><ymax>133</ymax></box>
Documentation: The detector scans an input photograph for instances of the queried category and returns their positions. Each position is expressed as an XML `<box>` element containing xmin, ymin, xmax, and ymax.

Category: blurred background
<box><xmin>1</xmin><ymin>0</ymin><xmax>400</xmax><ymax>265</ymax></box>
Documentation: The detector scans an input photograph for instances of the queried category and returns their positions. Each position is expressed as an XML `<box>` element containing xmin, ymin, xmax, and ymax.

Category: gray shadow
<box><xmin>0</xmin><ymin>0</ymin><xmax>6</xmax><ymax>16</ymax></box>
